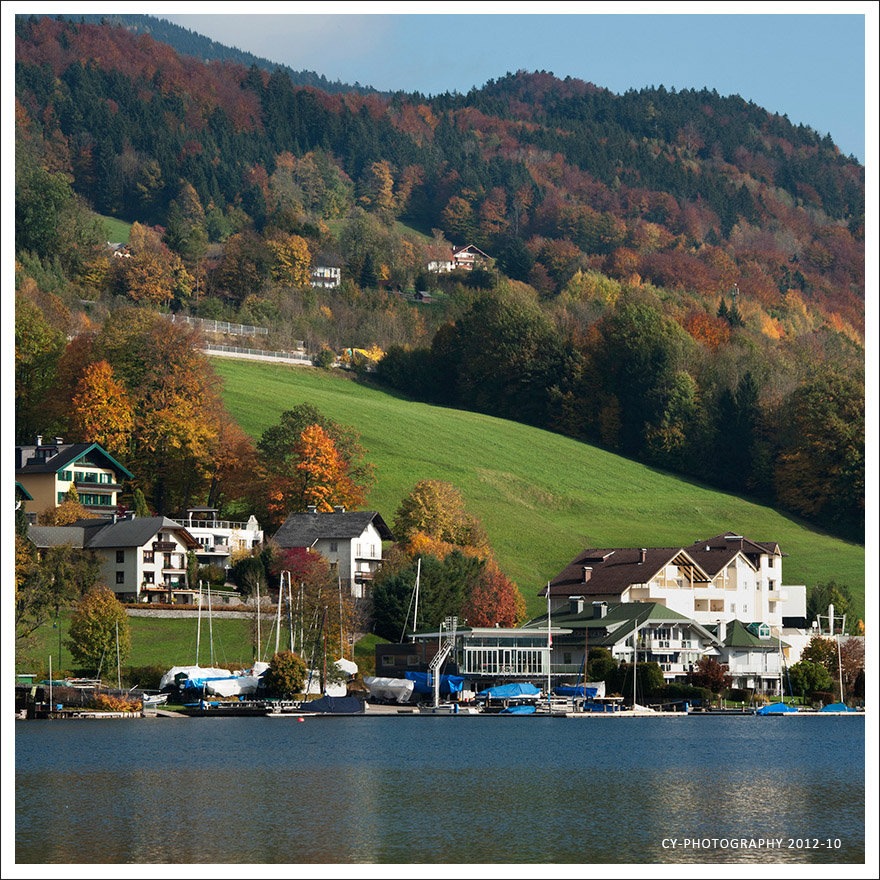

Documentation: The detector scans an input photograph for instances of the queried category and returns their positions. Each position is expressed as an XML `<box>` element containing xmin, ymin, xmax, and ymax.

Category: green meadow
<box><xmin>97</xmin><ymin>213</ymin><xmax>132</xmax><ymax>243</ymax></box>
<box><xmin>212</xmin><ymin>357</ymin><xmax>865</xmax><ymax>621</ymax></box>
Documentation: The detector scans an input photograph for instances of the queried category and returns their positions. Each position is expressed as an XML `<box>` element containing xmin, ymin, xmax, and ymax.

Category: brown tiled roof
<box><xmin>684</xmin><ymin>533</ymin><xmax>784</xmax><ymax>574</ymax></box>
<box><xmin>541</xmin><ymin>547</ymin><xmax>710</xmax><ymax>598</ymax></box>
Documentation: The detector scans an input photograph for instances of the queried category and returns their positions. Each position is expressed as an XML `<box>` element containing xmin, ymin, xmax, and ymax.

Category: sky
<box><xmin>152</xmin><ymin>4</ymin><xmax>874</xmax><ymax>163</ymax></box>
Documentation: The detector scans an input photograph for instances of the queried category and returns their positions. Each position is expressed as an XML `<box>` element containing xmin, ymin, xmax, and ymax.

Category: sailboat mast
<box><xmin>274</xmin><ymin>576</ymin><xmax>283</xmax><ymax>655</ymax></box>
<box><xmin>286</xmin><ymin>574</ymin><xmax>294</xmax><ymax>652</ymax></box>
<box><xmin>207</xmin><ymin>581</ymin><xmax>215</xmax><ymax>668</ymax></box>
<box><xmin>255</xmin><ymin>580</ymin><xmax>261</xmax><ymax>662</ymax></box>
<box><xmin>633</xmin><ymin>620</ymin><xmax>638</xmax><ymax>708</ymax></box>
<box><xmin>196</xmin><ymin>580</ymin><xmax>203</xmax><ymax>666</ymax></box>
<box><xmin>546</xmin><ymin>583</ymin><xmax>552</xmax><ymax>697</ymax></box>
<box><xmin>414</xmin><ymin>558</ymin><xmax>421</xmax><ymax>632</ymax></box>
<box><xmin>338</xmin><ymin>573</ymin><xmax>344</xmax><ymax>659</ymax></box>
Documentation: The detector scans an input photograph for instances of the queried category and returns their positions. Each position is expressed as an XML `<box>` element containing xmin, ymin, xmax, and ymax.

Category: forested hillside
<box><xmin>14</xmin><ymin>15</ymin><xmax>864</xmax><ymax>541</ymax></box>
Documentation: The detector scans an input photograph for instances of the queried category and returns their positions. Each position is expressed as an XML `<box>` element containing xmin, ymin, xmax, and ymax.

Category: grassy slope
<box><xmin>212</xmin><ymin>358</ymin><xmax>865</xmax><ymax>622</ymax></box>
<box><xmin>96</xmin><ymin>214</ymin><xmax>132</xmax><ymax>243</ymax></box>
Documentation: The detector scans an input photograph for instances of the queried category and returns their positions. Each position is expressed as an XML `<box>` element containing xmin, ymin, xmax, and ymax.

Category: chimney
<box><xmin>36</xmin><ymin>435</ymin><xmax>43</xmax><ymax>447</ymax></box>
<box><xmin>54</xmin><ymin>437</ymin><xmax>63</xmax><ymax>446</ymax></box>
<box><xmin>582</xmin><ymin>566</ymin><xmax>592</xmax><ymax>583</ymax></box>
<box><xmin>592</xmin><ymin>601</ymin><xmax>608</xmax><ymax>619</ymax></box>
<box><xmin>639</xmin><ymin>548</ymin><xmax>647</xmax><ymax>564</ymax></box>
<box><xmin>307</xmin><ymin>505</ymin><xmax>317</xmax><ymax>514</ymax></box>
<box><xmin>717</xmin><ymin>620</ymin><xmax>727</xmax><ymax>642</ymax></box>
<box><xmin>569</xmin><ymin>596</ymin><xmax>585</xmax><ymax>615</ymax></box>
<box><xmin>333</xmin><ymin>505</ymin><xmax>346</xmax><ymax>514</ymax></box>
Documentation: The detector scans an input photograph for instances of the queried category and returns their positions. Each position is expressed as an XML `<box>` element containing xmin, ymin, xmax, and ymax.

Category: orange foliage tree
<box><xmin>267</xmin><ymin>425</ymin><xmax>366</xmax><ymax>525</ymax></box>
<box><xmin>68</xmin><ymin>360</ymin><xmax>134</xmax><ymax>457</ymax></box>
<box><xmin>461</xmin><ymin>563</ymin><xmax>526</xmax><ymax>627</ymax></box>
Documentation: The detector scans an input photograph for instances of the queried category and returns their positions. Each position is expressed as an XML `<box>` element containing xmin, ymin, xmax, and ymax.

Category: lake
<box><xmin>15</xmin><ymin>715</ymin><xmax>864</xmax><ymax>864</ymax></box>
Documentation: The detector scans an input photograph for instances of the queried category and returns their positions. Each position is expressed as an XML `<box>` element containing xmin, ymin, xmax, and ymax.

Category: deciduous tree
<box><xmin>65</xmin><ymin>586</ymin><xmax>131</xmax><ymax>674</ymax></box>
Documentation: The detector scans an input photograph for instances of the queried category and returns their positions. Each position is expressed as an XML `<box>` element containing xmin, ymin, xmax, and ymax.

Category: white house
<box><xmin>427</xmin><ymin>244</ymin><xmax>490</xmax><ymax>273</ymax></box>
<box><xmin>310</xmin><ymin>258</ymin><xmax>342</xmax><ymax>288</ymax></box>
<box><xmin>542</xmin><ymin>533</ymin><xmax>806</xmax><ymax>633</ymax></box>
<box><xmin>272</xmin><ymin>507</ymin><xmax>393</xmax><ymax>598</ymax></box>
<box><xmin>29</xmin><ymin>515</ymin><xmax>200</xmax><ymax>604</ymax></box>
<box><xmin>178</xmin><ymin>508</ymin><xmax>263</xmax><ymax>578</ymax></box>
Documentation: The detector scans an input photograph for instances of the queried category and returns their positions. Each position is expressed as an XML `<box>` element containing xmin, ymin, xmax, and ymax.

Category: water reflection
<box><xmin>16</xmin><ymin>716</ymin><xmax>864</xmax><ymax>863</ymax></box>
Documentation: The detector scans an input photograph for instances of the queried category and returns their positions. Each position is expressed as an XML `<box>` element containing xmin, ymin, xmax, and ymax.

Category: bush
<box><xmin>659</xmin><ymin>683</ymin><xmax>713</xmax><ymax>705</ymax></box>
<box><xmin>723</xmin><ymin>688</ymin><xmax>750</xmax><ymax>703</ymax></box>
<box><xmin>263</xmin><ymin>650</ymin><xmax>308</xmax><ymax>698</ymax></box>
<box><xmin>313</xmin><ymin>348</ymin><xmax>335</xmax><ymax>369</ymax></box>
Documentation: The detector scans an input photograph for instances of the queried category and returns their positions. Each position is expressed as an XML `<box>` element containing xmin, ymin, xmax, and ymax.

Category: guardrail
<box><xmin>201</xmin><ymin>344</ymin><xmax>312</xmax><ymax>365</ymax></box>
<box><xmin>169</xmin><ymin>314</ymin><xmax>270</xmax><ymax>337</ymax></box>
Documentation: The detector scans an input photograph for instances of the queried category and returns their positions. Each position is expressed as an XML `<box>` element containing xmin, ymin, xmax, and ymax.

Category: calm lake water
<box><xmin>16</xmin><ymin>715</ymin><xmax>864</xmax><ymax>864</ymax></box>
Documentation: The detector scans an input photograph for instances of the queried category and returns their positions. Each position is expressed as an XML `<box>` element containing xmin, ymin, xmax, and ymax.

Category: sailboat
<box><xmin>630</xmin><ymin>617</ymin><xmax>656</xmax><ymax>714</ymax></box>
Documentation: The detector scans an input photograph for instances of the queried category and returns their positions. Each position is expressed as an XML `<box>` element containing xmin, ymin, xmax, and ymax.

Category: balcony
<box><xmin>766</xmin><ymin>590</ymin><xmax>789</xmax><ymax>604</ymax></box>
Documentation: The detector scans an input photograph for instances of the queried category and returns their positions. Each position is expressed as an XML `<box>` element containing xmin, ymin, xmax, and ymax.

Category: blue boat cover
<box><xmin>306</xmin><ymin>695</ymin><xmax>364</xmax><ymax>714</ymax></box>
<box><xmin>404</xmin><ymin>671</ymin><xmax>464</xmax><ymax>695</ymax></box>
<box><xmin>820</xmin><ymin>702</ymin><xmax>856</xmax><ymax>712</ymax></box>
<box><xmin>756</xmin><ymin>702</ymin><xmax>799</xmax><ymax>714</ymax></box>
<box><xmin>499</xmin><ymin>704</ymin><xmax>536</xmax><ymax>714</ymax></box>
<box><xmin>477</xmin><ymin>682</ymin><xmax>541</xmax><ymax>699</ymax></box>
<box><xmin>554</xmin><ymin>686</ymin><xmax>598</xmax><ymax>698</ymax></box>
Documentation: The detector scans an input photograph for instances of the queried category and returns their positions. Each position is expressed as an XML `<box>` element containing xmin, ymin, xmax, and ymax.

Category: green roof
<box><xmin>719</xmin><ymin>619</ymin><xmax>790</xmax><ymax>650</ymax></box>
<box><xmin>523</xmin><ymin>602</ymin><xmax>702</xmax><ymax>648</ymax></box>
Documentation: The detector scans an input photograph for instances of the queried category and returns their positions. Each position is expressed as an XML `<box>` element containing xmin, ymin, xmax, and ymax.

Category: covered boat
<box><xmin>404</xmin><ymin>671</ymin><xmax>464</xmax><ymax>696</ymax></box>
<box><xmin>159</xmin><ymin>665</ymin><xmax>232</xmax><ymax>691</ymax></box>
<box><xmin>554</xmin><ymin>682</ymin><xmax>606</xmax><ymax>699</ymax></box>
<box><xmin>820</xmin><ymin>702</ymin><xmax>858</xmax><ymax>712</ymax></box>
<box><xmin>476</xmin><ymin>682</ymin><xmax>541</xmax><ymax>701</ymax></box>
<box><xmin>756</xmin><ymin>702</ymin><xmax>800</xmax><ymax>714</ymax></box>
<box><xmin>364</xmin><ymin>676</ymin><xmax>416</xmax><ymax>703</ymax></box>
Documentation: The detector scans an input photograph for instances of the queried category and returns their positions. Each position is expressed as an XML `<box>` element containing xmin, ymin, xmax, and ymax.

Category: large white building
<box><xmin>541</xmin><ymin>533</ymin><xmax>806</xmax><ymax>632</ymax></box>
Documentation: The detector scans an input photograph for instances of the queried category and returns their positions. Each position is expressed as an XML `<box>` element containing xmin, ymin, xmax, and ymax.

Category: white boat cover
<box><xmin>302</xmin><ymin>672</ymin><xmax>347</xmax><ymax>697</ymax></box>
<box><xmin>159</xmin><ymin>665</ymin><xmax>231</xmax><ymax>690</ymax></box>
<box><xmin>364</xmin><ymin>676</ymin><xmax>415</xmax><ymax>703</ymax></box>
<box><xmin>334</xmin><ymin>658</ymin><xmax>358</xmax><ymax>676</ymax></box>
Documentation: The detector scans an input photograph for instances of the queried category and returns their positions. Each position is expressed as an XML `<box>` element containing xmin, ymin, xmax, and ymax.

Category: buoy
<box><xmin>297</xmin><ymin>717</ymin><xmax>305</xmax><ymax>722</ymax></box>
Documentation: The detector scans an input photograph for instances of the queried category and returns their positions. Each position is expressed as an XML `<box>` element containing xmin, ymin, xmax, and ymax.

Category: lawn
<box><xmin>96</xmin><ymin>213</ymin><xmax>132</xmax><ymax>243</ymax></box>
<box><xmin>16</xmin><ymin>609</ymin><xmax>378</xmax><ymax>680</ymax></box>
<box><xmin>16</xmin><ymin>611</ymin><xmax>256</xmax><ymax>679</ymax></box>
<box><xmin>212</xmin><ymin>358</ymin><xmax>866</xmax><ymax>621</ymax></box>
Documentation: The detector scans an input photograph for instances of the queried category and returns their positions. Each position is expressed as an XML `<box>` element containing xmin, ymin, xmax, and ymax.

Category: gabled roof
<box><xmin>685</xmin><ymin>534</ymin><xmax>785</xmax><ymax>572</ymax></box>
<box><xmin>710</xmin><ymin>619</ymin><xmax>790</xmax><ymax>650</ymax></box>
<box><xmin>452</xmin><ymin>244</ymin><xmax>490</xmax><ymax>258</ymax></box>
<box><xmin>541</xmin><ymin>547</ymin><xmax>711</xmax><ymax>598</ymax></box>
<box><xmin>83</xmin><ymin>516</ymin><xmax>198</xmax><ymax>549</ymax></box>
<box><xmin>15</xmin><ymin>442</ymin><xmax>133</xmax><ymax>479</ymax></box>
<box><xmin>273</xmin><ymin>510</ymin><xmax>393</xmax><ymax>547</ymax></box>
<box><xmin>522</xmin><ymin>602</ymin><xmax>717</xmax><ymax>648</ymax></box>
<box><xmin>27</xmin><ymin>525</ymin><xmax>88</xmax><ymax>549</ymax></box>
<box><xmin>28</xmin><ymin>516</ymin><xmax>198</xmax><ymax>551</ymax></box>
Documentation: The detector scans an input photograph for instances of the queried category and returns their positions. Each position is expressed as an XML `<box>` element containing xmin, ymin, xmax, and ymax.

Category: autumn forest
<box><xmin>15</xmin><ymin>14</ymin><xmax>864</xmax><ymax>556</ymax></box>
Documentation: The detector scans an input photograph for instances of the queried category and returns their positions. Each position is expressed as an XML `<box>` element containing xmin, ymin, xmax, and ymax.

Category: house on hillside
<box><xmin>28</xmin><ymin>515</ymin><xmax>200</xmax><ymax>604</ymax></box>
<box><xmin>273</xmin><ymin>507</ymin><xmax>393</xmax><ymax>598</ymax></box>
<box><xmin>15</xmin><ymin>437</ymin><xmax>133</xmax><ymax>522</ymax></box>
<box><xmin>427</xmin><ymin>244</ymin><xmax>490</xmax><ymax>273</ymax></box>
<box><xmin>541</xmin><ymin>532</ymin><xmax>806</xmax><ymax>632</ymax></box>
<box><xmin>310</xmin><ymin>255</ymin><xmax>343</xmax><ymax>289</ymax></box>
